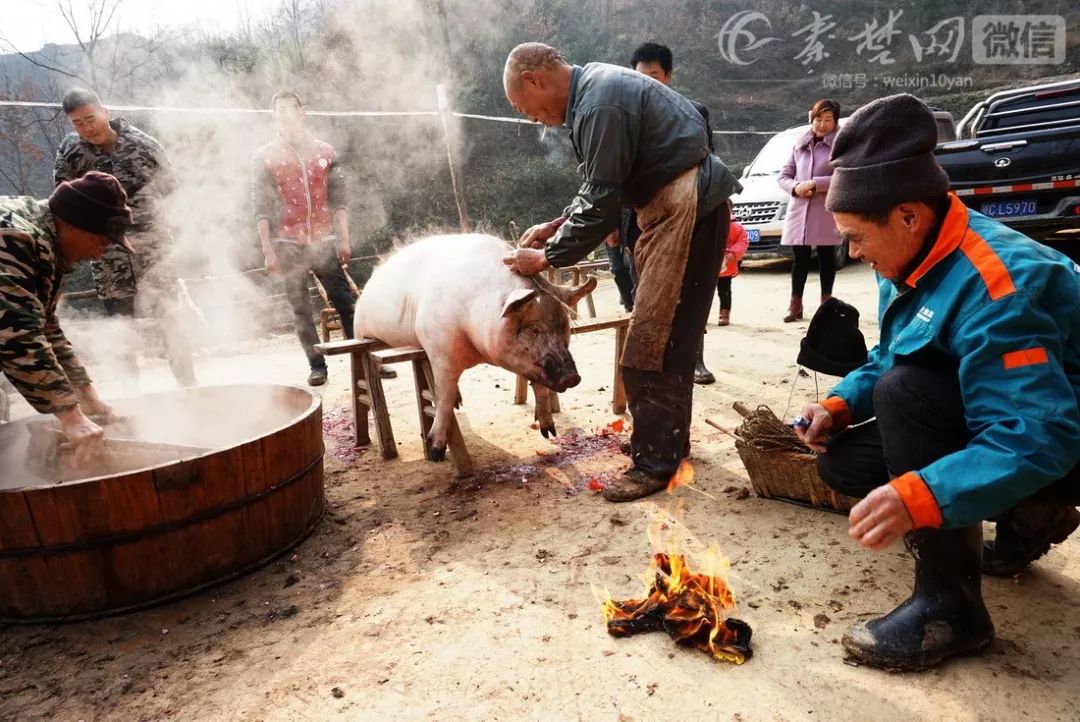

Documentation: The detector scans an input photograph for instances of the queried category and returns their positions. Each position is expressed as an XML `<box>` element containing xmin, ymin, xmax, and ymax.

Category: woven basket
<box><xmin>732</xmin><ymin>403</ymin><xmax>858</xmax><ymax>514</ymax></box>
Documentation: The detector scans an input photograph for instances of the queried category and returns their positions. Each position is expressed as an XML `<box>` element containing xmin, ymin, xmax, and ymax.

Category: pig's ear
<box><xmin>565</xmin><ymin>276</ymin><xmax>598</xmax><ymax>309</ymax></box>
<box><xmin>502</xmin><ymin>288</ymin><xmax>539</xmax><ymax>317</ymax></box>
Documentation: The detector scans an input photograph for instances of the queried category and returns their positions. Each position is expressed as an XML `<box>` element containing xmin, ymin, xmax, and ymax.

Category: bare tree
<box><xmin>0</xmin><ymin>0</ymin><xmax>165</xmax><ymax>99</ymax></box>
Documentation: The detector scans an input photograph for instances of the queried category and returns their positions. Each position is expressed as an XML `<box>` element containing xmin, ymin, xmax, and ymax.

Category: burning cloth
<box><xmin>602</xmin><ymin>552</ymin><xmax>753</xmax><ymax>664</ymax></box>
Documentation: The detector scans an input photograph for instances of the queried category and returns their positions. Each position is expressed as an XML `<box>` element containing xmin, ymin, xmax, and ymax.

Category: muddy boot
<box><xmin>694</xmin><ymin>348</ymin><xmax>715</xmax><ymax>385</ymax></box>
<box><xmin>983</xmin><ymin>502</ymin><xmax>1080</xmax><ymax>577</ymax></box>
<box><xmin>783</xmin><ymin>296</ymin><xmax>803</xmax><ymax>323</ymax></box>
<box><xmin>717</xmin><ymin>309</ymin><xmax>730</xmax><ymax>327</ymax></box>
<box><xmin>842</xmin><ymin>526</ymin><xmax>994</xmax><ymax>671</ymax></box>
<box><xmin>602</xmin><ymin>468</ymin><xmax>668</xmax><ymax>502</ymax></box>
<box><xmin>307</xmin><ymin>367</ymin><xmax>328</xmax><ymax>386</ymax></box>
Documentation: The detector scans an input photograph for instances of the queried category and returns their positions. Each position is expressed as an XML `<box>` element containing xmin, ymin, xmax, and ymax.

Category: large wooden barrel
<box><xmin>0</xmin><ymin>384</ymin><xmax>324</xmax><ymax>623</ymax></box>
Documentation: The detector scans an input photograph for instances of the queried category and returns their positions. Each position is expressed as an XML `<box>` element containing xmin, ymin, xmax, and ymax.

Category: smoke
<box><xmin>37</xmin><ymin>0</ymin><xmax>466</xmax><ymax>405</ymax></box>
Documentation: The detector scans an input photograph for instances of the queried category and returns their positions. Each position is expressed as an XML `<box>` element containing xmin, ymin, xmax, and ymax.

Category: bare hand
<box><xmin>518</xmin><ymin>222</ymin><xmax>557</xmax><ymax>250</ymax></box>
<box><xmin>338</xmin><ymin>241</ymin><xmax>351</xmax><ymax>265</ymax></box>
<box><xmin>794</xmin><ymin>402</ymin><xmax>833</xmax><ymax>453</ymax></box>
<box><xmin>795</xmin><ymin>181</ymin><xmax>815</xmax><ymax>198</ymax></box>
<box><xmin>55</xmin><ymin>405</ymin><xmax>105</xmax><ymax>470</ymax></box>
<box><xmin>74</xmin><ymin>385</ymin><xmax>116</xmax><ymax>423</ymax></box>
<box><xmin>848</xmin><ymin>485</ymin><xmax>914</xmax><ymax>550</ymax></box>
<box><xmin>265</xmin><ymin>253</ymin><xmax>280</xmax><ymax>275</ymax></box>
<box><xmin>503</xmin><ymin>248</ymin><xmax>551</xmax><ymax>276</ymax></box>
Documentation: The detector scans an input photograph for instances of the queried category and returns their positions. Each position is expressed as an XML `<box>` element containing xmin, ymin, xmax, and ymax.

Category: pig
<box><xmin>354</xmin><ymin>234</ymin><xmax>596</xmax><ymax>461</ymax></box>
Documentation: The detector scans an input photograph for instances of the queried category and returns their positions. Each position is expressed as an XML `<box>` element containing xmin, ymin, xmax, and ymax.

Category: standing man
<box><xmin>55</xmin><ymin>88</ymin><xmax>197</xmax><ymax>388</ymax></box>
<box><xmin>251</xmin><ymin>90</ymin><xmax>392</xmax><ymax>386</ymax></box>
<box><xmin>796</xmin><ymin>94</ymin><xmax>1080</xmax><ymax>671</ymax></box>
<box><xmin>502</xmin><ymin>43</ymin><xmax>741</xmax><ymax>501</ymax></box>
<box><xmin>629</xmin><ymin>42</ymin><xmax>718</xmax><ymax>385</ymax></box>
<box><xmin>1</xmin><ymin>172</ymin><xmax>134</xmax><ymax>464</ymax></box>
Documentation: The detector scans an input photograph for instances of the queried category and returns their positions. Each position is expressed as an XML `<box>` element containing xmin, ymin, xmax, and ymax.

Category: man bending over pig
<box><xmin>502</xmin><ymin>42</ymin><xmax>742</xmax><ymax>502</ymax></box>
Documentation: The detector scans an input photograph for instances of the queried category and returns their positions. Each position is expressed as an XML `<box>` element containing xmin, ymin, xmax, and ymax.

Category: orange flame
<box><xmin>600</xmin><ymin>513</ymin><xmax>751</xmax><ymax>664</ymax></box>
<box><xmin>666</xmin><ymin>459</ymin><xmax>695</xmax><ymax>493</ymax></box>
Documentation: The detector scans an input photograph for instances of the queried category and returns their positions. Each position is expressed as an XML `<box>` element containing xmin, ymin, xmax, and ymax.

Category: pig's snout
<box><xmin>543</xmin><ymin>356</ymin><xmax>580</xmax><ymax>392</ymax></box>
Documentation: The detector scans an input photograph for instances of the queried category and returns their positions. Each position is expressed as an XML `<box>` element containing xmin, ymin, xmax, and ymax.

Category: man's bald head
<box><xmin>503</xmin><ymin>42</ymin><xmax>573</xmax><ymax>127</ymax></box>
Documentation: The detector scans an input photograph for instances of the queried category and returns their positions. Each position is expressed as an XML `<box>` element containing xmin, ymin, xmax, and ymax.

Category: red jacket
<box><xmin>251</xmin><ymin>135</ymin><xmax>347</xmax><ymax>244</ymax></box>
<box><xmin>719</xmin><ymin>219</ymin><xmax>749</xmax><ymax>278</ymax></box>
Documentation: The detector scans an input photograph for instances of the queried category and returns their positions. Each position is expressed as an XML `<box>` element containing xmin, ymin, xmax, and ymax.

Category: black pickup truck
<box><xmin>935</xmin><ymin>79</ymin><xmax>1080</xmax><ymax>260</ymax></box>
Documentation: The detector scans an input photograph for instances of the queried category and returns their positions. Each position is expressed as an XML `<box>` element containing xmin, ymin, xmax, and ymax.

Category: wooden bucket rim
<box><xmin>1</xmin><ymin>383</ymin><xmax>321</xmax><ymax>494</ymax></box>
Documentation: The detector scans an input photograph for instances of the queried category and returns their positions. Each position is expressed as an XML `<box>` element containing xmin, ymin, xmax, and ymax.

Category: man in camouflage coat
<box><xmin>0</xmin><ymin>172</ymin><xmax>134</xmax><ymax>461</ymax></box>
<box><xmin>54</xmin><ymin>87</ymin><xmax>197</xmax><ymax>387</ymax></box>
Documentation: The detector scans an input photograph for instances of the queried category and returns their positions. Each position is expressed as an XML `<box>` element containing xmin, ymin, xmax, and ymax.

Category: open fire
<box><xmin>597</xmin><ymin>463</ymin><xmax>753</xmax><ymax>665</ymax></box>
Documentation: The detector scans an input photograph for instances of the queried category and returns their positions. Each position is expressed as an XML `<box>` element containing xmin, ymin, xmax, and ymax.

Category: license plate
<box><xmin>980</xmin><ymin>199</ymin><xmax>1037</xmax><ymax>218</ymax></box>
<box><xmin>746</xmin><ymin>228</ymin><xmax>761</xmax><ymax>243</ymax></box>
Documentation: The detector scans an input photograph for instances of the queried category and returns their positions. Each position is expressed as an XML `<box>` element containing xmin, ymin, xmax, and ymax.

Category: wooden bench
<box><xmin>513</xmin><ymin>315</ymin><xmax>630</xmax><ymax>415</ymax></box>
<box><xmin>312</xmin><ymin>267</ymin><xmax>363</xmax><ymax>343</ymax></box>
<box><xmin>313</xmin><ymin>338</ymin><xmax>473</xmax><ymax>476</ymax></box>
<box><xmin>316</xmin><ymin>314</ymin><xmax>629</xmax><ymax>475</ymax></box>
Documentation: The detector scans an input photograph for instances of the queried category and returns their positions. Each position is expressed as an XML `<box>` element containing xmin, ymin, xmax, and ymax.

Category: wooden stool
<box><xmin>313</xmin><ymin>339</ymin><xmax>473</xmax><ymax>476</ymax></box>
<box><xmin>371</xmin><ymin>347</ymin><xmax>473</xmax><ymax>476</ymax></box>
<box><xmin>314</xmin><ymin>338</ymin><xmax>395</xmax><ymax>459</ymax></box>
<box><xmin>513</xmin><ymin>315</ymin><xmax>630</xmax><ymax>414</ymax></box>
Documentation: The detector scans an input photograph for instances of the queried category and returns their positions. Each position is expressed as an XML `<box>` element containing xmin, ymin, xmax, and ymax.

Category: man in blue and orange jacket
<box><xmin>796</xmin><ymin>94</ymin><xmax>1080</xmax><ymax>672</ymax></box>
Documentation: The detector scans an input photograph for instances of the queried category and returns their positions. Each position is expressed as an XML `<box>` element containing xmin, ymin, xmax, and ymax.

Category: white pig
<box><xmin>354</xmin><ymin>234</ymin><xmax>596</xmax><ymax>461</ymax></box>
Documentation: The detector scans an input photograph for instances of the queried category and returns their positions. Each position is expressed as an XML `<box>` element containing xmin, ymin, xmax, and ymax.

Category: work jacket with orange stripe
<box><xmin>823</xmin><ymin>193</ymin><xmax>1080</xmax><ymax>529</ymax></box>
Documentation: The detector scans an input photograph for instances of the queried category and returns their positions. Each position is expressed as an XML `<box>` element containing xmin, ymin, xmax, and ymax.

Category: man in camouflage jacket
<box><xmin>0</xmin><ymin>172</ymin><xmax>134</xmax><ymax>459</ymax></box>
<box><xmin>54</xmin><ymin>87</ymin><xmax>197</xmax><ymax>387</ymax></box>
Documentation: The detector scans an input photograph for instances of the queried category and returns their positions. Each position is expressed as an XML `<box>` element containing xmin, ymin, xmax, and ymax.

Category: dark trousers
<box><xmin>103</xmin><ymin>297</ymin><xmax>196</xmax><ymax>386</ymax></box>
<box><xmin>605</xmin><ymin>242</ymin><xmax>636</xmax><ymax>312</ymax></box>
<box><xmin>716</xmin><ymin>276</ymin><xmax>732</xmax><ymax>311</ymax></box>
<box><xmin>791</xmin><ymin>245</ymin><xmax>836</xmax><ymax>298</ymax></box>
<box><xmin>623</xmin><ymin>202</ymin><xmax>729</xmax><ymax>478</ymax></box>
<box><xmin>817</xmin><ymin>362</ymin><xmax>1080</xmax><ymax>509</ymax></box>
<box><xmin>276</xmin><ymin>241</ymin><xmax>355</xmax><ymax>371</ymax></box>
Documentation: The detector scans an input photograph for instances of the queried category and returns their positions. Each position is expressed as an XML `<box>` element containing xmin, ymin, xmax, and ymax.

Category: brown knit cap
<box><xmin>48</xmin><ymin>171</ymin><xmax>133</xmax><ymax>241</ymax></box>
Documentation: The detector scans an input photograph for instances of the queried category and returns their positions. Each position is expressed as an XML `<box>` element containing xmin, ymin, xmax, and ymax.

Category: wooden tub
<box><xmin>0</xmin><ymin>384</ymin><xmax>324</xmax><ymax>622</ymax></box>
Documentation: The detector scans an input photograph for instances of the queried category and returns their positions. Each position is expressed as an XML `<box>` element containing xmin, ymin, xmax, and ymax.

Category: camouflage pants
<box><xmin>92</xmin><ymin>229</ymin><xmax>196</xmax><ymax>386</ymax></box>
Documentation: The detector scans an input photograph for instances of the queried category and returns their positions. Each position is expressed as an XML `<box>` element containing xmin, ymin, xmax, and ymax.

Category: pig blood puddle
<box><xmin>465</xmin><ymin>422</ymin><xmax>630</xmax><ymax>496</ymax></box>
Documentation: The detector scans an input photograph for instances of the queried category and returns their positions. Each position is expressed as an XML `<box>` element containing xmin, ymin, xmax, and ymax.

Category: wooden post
<box><xmin>613</xmin><ymin>323</ymin><xmax>628</xmax><ymax>414</ymax></box>
<box><xmin>436</xmin><ymin>84</ymin><xmax>470</xmax><ymax>232</ymax></box>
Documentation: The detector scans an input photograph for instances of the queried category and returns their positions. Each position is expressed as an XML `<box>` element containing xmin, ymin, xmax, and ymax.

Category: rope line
<box><xmin>0</xmin><ymin>99</ymin><xmax>782</xmax><ymax>134</ymax></box>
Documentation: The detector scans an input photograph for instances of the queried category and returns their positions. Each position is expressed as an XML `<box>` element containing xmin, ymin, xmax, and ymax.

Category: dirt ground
<box><xmin>2</xmin><ymin>261</ymin><xmax>1078</xmax><ymax>722</ymax></box>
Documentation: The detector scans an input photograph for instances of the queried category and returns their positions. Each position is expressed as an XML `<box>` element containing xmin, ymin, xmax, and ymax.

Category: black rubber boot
<box><xmin>983</xmin><ymin>502</ymin><xmax>1080</xmax><ymax>577</ymax></box>
<box><xmin>693</xmin><ymin>347</ymin><xmax>715</xmax><ymax>385</ymax></box>
<box><xmin>842</xmin><ymin>525</ymin><xmax>994</xmax><ymax>671</ymax></box>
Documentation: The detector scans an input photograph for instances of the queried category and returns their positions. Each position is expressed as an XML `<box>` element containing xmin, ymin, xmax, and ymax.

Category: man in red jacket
<box><xmin>251</xmin><ymin>90</ymin><xmax>392</xmax><ymax>385</ymax></box>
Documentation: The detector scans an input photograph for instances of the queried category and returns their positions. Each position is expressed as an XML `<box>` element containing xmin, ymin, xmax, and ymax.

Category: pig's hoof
<box><xmin>427</xmin><ymin>445</ymin><xmax>447</xmax><ymax>462</ymax></box>
<box><xmin>540</xmin><ymin>425</ymin><xmax>557</xmax><ymax>439</ymax></box>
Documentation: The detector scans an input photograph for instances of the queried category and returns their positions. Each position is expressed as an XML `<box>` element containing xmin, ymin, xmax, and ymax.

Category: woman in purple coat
<box><xmin>777</xmin><ymin>99</ymin><xmax>842</xmax><ymax>322</ymax></box>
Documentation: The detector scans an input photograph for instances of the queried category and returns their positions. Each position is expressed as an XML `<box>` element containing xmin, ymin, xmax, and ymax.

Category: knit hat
<box><xmin>48</xmin><ymin>171</ymin><xmax>134</xmax><ymax>244</ymax></box>
<box><xmin>825</xmin><ymin>94</ymin><xmax>950</xmax><ymax>214</ymax></box>
<box><xmin>797</xmin><ymin>297</ymin><xmax>868</xmax><ymax>377</ymax></box>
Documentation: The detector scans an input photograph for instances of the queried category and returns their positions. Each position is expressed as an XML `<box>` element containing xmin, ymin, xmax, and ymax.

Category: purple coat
<box><xmin>778</xmin><ymin>129</ymin><xmax>840</xmax><ymax>247</ymax></box>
